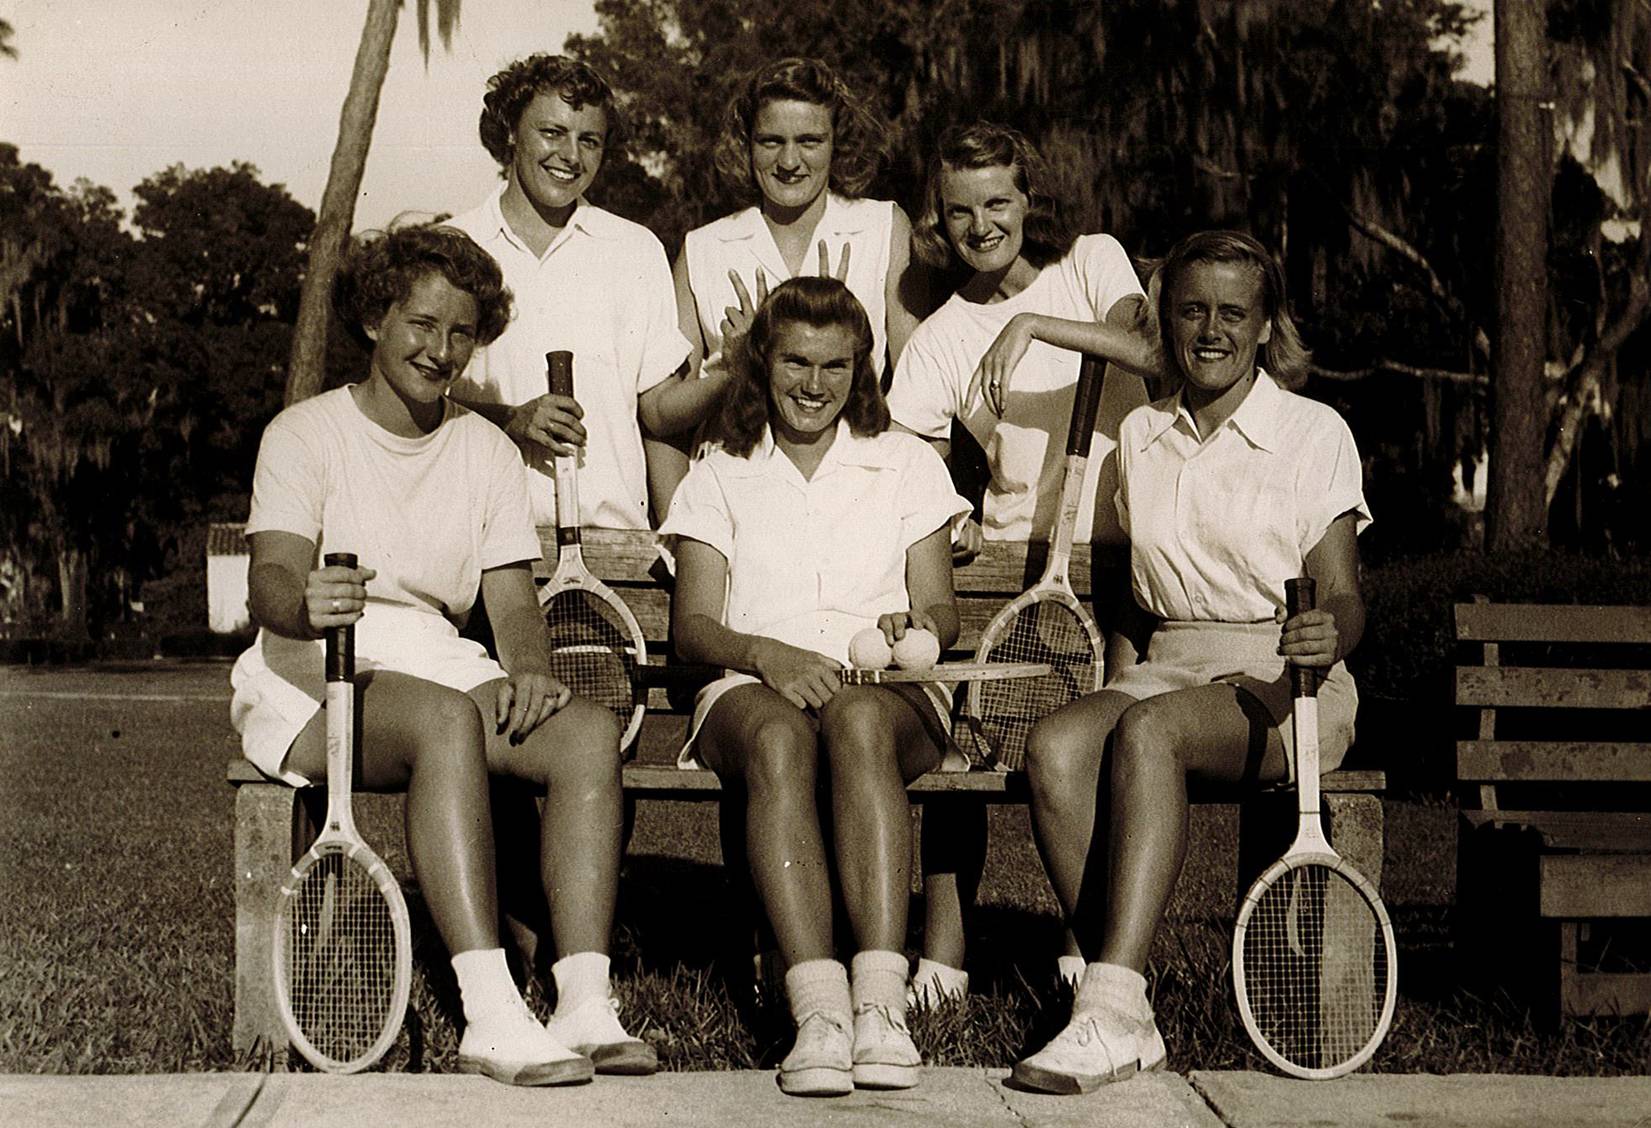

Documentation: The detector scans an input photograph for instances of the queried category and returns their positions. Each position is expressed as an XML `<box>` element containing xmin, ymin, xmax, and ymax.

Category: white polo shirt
<box><xmin>447</xmin><ymin>187</ymin><xmax>691</xmax><ymax>529</ymax></box>
<box><xmin>660</xmin><ymin>422</ymin><xmax>970</xmax><ymax>664</ymax></box>
<box><xmin>682</xmin><ymin>194</ymin><xmax>896</xmax><ymax>376</ymax></box>
<box><xmin>1117</xmin><ymin>370</ymin><xmax>1372</xmax><ymax>624</ymax></box>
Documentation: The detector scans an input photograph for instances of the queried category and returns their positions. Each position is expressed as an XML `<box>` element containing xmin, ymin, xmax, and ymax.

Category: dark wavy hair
<box><xmin>478</xmin><ymin>54</ymin><xmax>623</xmax><ymax>168</ymax></box>
<box><xmin>912</xmin><ymin>121</ymin><xmax>1077</xmax><ymax>272</ymax></box>
<box><xmin>711</xmin><ymin>57</ymin><xmax>889</xmax><ymax>201</ymax></box>
<box><xmin>711</xmin><ymin>276</ymin><xmax>889</xmax><ymax>457</ymax></box>
<box><xmin>333</xmin><ymin>223</ymin><xmax>513</xmax><ymax>349</ymax></box>
<box><xmin>1155</xmin><ymin>230</ymin><xmax>1311</xmax><ymax>389</ymax></box>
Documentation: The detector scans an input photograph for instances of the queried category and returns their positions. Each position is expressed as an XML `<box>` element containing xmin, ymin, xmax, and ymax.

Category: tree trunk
<box><xmin>283</xmin><ymin>0</ymin><xmax>400</xmax><ymax>406</ymax></box>
<box><xmin>1486</xmin><ymin>0</ymin><xmax>1550</xmax><ymax>552</ymax></box>
<box><xmin>56</xmin><ymin>544</ymin><xmax>87</xmax><ymax>638</ymax></box>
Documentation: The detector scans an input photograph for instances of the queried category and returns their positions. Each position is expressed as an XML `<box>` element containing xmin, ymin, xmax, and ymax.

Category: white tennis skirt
<box><xmin>1105</xmin><ymin>619</ymin><xmax>1358</xmax><ymax>778</ymax></box>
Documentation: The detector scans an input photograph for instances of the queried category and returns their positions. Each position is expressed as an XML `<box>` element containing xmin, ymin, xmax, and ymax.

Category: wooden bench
<box><xmin>1454</xmin><ymin>598</ymin><xmax>1651</xmax><ymax>1017</ymax></box>
<box><xmin>227</xmin><ymin>529</ymin><xmax>1385</xmax><ymax>1059</ymax></box>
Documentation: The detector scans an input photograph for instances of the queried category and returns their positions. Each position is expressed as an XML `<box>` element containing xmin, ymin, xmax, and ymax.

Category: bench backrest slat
<box><xmin>1455</xmin><ymin>602</ymin><xmax>1651</xmax><ymax>644</ymax></box>
<box><xmin>1456</xmin><ymin>667</ymin><xmax>1651</xmax><ymax>710</ymax></box>
<box><xmin>1458</xmin><ymin>740</ymin><xmax>1651</xmax><ymax>782</ymax></box>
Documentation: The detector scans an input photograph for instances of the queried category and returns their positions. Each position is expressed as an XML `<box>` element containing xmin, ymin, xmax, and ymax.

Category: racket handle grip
<box><xmin>324</xmin><ymin>551</ymin><xmax>357</xmax><ymax>683</ymax></box>
<box><xmin>546</xmin><ymin>350</ymin><xmax>574</xmax><ymax>398</ymax></box>
<box><xmin>1285</xmin><ymin>576</ymin><xmax>1317</xmax><ymax>699</ymax></box>
<box><xmin>1065</xmin><ymin>354</ymin><xmax>1106</xmax><ymax>454</ymax></box>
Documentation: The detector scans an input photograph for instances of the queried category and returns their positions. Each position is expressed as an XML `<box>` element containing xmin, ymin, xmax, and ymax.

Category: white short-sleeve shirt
<box><xmin>1117</xmin><ymin>370</ymin><xmax>1372</xmax><ymax>623</ymax></box>
<box><xmin>683</xmin><ymin>195</ymin><xmax>895</xmax><ymax>377</ymax></box>
<box><xmin>887</xmin><ymin>233</ymin><xmax>1148</xmax><ymax>544</ymax></box>
<box><xmin>659</xmin><ymin>422</ymin><xmax>970</xmax><ymax>665</ymax></box>
<box><xmin>447</xmin><ymin>188</ymin><xmax>692</xmax><ymax>529</ymax></box>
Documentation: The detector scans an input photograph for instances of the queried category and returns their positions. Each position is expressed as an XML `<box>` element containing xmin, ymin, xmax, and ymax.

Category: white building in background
<box><xmin>206</xmin><ymin>523</ymin><xmax>251</xmax><ymax>633</ymax></box>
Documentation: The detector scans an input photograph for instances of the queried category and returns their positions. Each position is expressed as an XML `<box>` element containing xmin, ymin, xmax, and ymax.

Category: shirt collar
<box><xmin>727</xmin><ymin>418</ymin><xmax>899</xmax><ymax>477</ymax></box>
<box><xmin>717</xmin><ymin>193</ymin><xmax>869</xmax><ymax>244</ymax></box>
<box><xmin>1143</xmin><ymin>368</ymin><xmax>1283</xmax><ymax>451</ymax></box>
<box><xmin>480</xmin><ymin>182</ymin><xmax>615</xmax><ymax>252</ymax></box>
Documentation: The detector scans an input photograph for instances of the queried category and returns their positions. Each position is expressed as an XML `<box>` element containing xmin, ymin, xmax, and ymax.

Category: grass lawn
<box><xmin>2</xmin><ymin>660</ymin><xmax>1648</xmax><ymax>1076</ymax></box>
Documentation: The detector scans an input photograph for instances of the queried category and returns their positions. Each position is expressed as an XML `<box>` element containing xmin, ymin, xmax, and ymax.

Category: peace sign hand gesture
<box><xmin>816</xmin><ymin>240</ymin><xmax>850</xmax><ymax>281</ymax></box>
<box><xmin>719</xmin><ymin>268</ymin><xmax>770</xmax><ymax>359</ymax></box>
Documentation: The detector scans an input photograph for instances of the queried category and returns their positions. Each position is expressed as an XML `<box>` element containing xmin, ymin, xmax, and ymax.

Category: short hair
<box><xmin>333</xmin><ymin>223</ymin><xmax>513</xmax><ymax>348</ymax></box>
<box><xmin>711</xmin><ymin>57</ymin><xmax>889</xmax><ymax>201</ymax></box>
<box><xmin>912</xmin><ymin>121</ymin><xmax>1077</xmax><ymax>272</ymax></box>
<box><xmin>711</xmin><ymin>276</ymin><xmax>889</xmax><ymax>457</ymax></box>
<box><xmin>478</xmin><ymin>54</ymin><xmax>623</xmax><ymax>168</ymax></box>
<box><xmin>1155</xmin><ymin>230</ymin><xmax>1311</xmax><ymax>389</ymax></box>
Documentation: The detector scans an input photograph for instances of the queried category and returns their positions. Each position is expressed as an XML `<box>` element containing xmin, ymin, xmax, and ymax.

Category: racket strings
<box><xmin>1240</xmin><ymin>863</ymin><xmax>1392</xmax><ymax>1071</ymax></box>
<box><xmin>282</xmin><ymin>853</ymin><xmax>399</xmax><ymax>1066</ymax></box>
<box><xmin>545</xmin><ymin>589</ymin><xmax>640</xmax><ymax>724</ymax></box>
<box><xmin>971</xmin><ymin>603</ymin><xmax>1097</xmax><ymax>770</ymax></box>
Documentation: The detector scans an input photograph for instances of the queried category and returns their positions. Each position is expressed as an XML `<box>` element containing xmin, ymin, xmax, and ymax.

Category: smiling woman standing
<box><xmin>229</xmin><ymin>224</ymin><xmax>655</xmax><ymax>1087</ymax></box>
<box><xmin>887</xmin><ymin>121</ymin><xmax>1160</xmax><ymax>1006</ymax></box>
<box><xmin>661</xmin><ymin>277</ymin><xmax>969</xmax><ymax>1097</ymax></box>
<box><xmin>646</xmin><ymin>57</ymin><xmax>924</xmax><ymax>516</ymax></box>
<box><xmin>1012</xmin><ymin>231</ymin><xmax>1370</xmax><ymax>1093</ymax></box>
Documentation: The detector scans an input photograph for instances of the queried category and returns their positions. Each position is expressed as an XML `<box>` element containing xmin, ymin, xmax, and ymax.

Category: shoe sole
<box><xmin>578</xmin><ymin>1041</ymin><xmax>659</xmax><ymax>1076</ymax></box>
<box><xmin>853</xmin><ymin>1061</ymin><xmax>920</xmax><ymax>1090</ymax></box>
<box><xmin>458</xmin><ymin>1054</ymin><xmax>595</xmax><ymax>1087</ymax></box>
<box><xmin>1009</xmin><ymin>1051</ymin><xmax>1165</xmax><ymax>1095</ymax></box>
<box><xmin>778</xmin><ymin>1066</ymin><xmax>854</xmax><ymax>1097</ymax></box>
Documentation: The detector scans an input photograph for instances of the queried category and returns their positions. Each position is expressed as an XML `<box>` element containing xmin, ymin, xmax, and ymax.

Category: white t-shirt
<box><xmin>683</xmin><ymin>195</ymin><xmax>895</xmax><ymax>376</ymax></box>
<box><xmin>447</xmin><ymin>188</ymin><xmax>691</xmax><ymax>529</ymax></box>
<box><xmin>1117</xmin><ymin>370</ymin><xmax>1373</xmax><ymax>623</ymax></box>
<box><xmin>660</xmin><ymin>422</ymin><xmax>970</xmax><ymax>664</ymax></box>
<box><xmin>888</xmin><ymin>233</ymin><xmax>1148</xmax><ymax>544</ymax></box>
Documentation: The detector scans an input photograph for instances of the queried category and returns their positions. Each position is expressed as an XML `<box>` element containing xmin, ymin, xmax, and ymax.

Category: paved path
<box><xmin>4</xmin><ymin>1069</ymin><xmax>1650</xmax><ymax>1128</ymax></box>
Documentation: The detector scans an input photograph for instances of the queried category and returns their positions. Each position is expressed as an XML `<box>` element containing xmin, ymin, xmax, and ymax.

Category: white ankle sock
<box><xmin>784</xmin><ymin>958</ymin><xmax>851</xmax><ymax>1026</ymax></box>
<box><xmin>850</xmin><ymin>950</ymin><xmax>909</xmax><ymax>1016</ymax></box>
<box><xmin>1056</xmin><ymin>955</ymin><xmax>1087</xmax><ymax>986</ymax></box>
<box><xmin>452</xmin><ymin>947</ymin><xmax>521</xmax><ymax>1024</ymax></box>
<box><xmin>550</xmin><ymin>951</ymin><xmax>611</xmax><ymax>1015</ymax></box>
<box><xmin>912</xmin><ymin>957</ymin><xmax>969</xmax><ymax>998</ymax></box>
<box><xmin>1075</xmin><ymin>961</ymin><xmax>1152</xmax><ymax>1021</ymax></box>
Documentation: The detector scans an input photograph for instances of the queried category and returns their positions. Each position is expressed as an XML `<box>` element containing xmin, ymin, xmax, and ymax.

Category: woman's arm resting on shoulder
<box><xmin>975</xmin><ymin>294</ymin><xmax>1162</xmax><ymax>414</ymax></box>
<box><xmin>247</xmin><ymin>530</ymin><xmax>375</xmax><ymax>641</ymax></box>
<box><xmin>886</xmin><ymin>524</ymin><xmax>961</xmax><ymax>648</ymax></box>
<box><xmin>672</xmin><ymin>537</ymin><xmax>843</xmax><ymax>710</ymax></box>
<box><xmin>479</xmin><ymin>562</ymin><xmax>572</xmax><ymax>740</ymax></box>
<box><xmin>1281</xmin><ymin>511</ymin><xmax>1366</xmax><ymax>669</ymax></box>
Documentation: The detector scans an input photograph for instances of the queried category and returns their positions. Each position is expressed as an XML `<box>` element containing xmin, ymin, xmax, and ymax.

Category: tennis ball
<box><xmin>849</xmin><ymin>627</ymin><xmax>893</xmax><ymax>669</ymax></box>
<box><xmin>891</xmin><ymin>628</ymin><xmax>941</xmax><ymax>670</ymax></box>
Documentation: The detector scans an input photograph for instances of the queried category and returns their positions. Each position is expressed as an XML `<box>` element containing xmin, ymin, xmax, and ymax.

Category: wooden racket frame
<box><xmin>1231</xmin><ymin>577</ymin><xmax>1397</xmax><ymax>1080</ymax></box>
<box><xmin>965</xmin><ymin>353</ymin><xmax>1108</xmax><ymax>768</ymax></box>
<box><xmin>539</xmin><ymin>350</ymin><xmax>648</xmax><ymax>753</ymax></box>
<box><xmin>272</xmin><ymin>556</ymin><xmax>412</xmax><ymax>1073</ymax></box>
<box><xmin>839</xmin><ymin>661</ymin><xmax>1051</xmax><ymax>685</ymax></box>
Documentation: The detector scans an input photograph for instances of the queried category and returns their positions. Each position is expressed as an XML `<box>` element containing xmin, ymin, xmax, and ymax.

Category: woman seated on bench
<box><xmin>661</xmin><ymin>276</ymin><xmax>969</xmax><ymax>1097</ymax></box>
<box><xmin>229</xmin><ymin>223</ymin><xmax>652</xmax><ymax>1087</ymax></box>
<box><xmin>1012</xmin><ymin>230</ymin><xmax>1371</xmax><ymax>1093</ymax></box>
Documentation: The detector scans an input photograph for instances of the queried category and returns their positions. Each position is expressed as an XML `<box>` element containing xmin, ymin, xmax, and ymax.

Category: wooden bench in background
<box><xmin>1455</xmin><ymin>598</ymin><xmax>1651</xmax><ymax>1017</ymax></box>
<box><xmin>228</xmin><ymin>529</ymin><xmax>1386</xmax><ymax>1059</ymax></box>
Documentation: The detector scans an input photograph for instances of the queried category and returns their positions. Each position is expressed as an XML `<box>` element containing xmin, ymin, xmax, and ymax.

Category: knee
<box><xmin>1025</xmin><ymin>709</ymin><xmax>1097</xmax><ymax>793</ymax></box>
<box><xmin>1110</xmin><ymin>704</ymin><xmax>1180</xmax><ymax>781</ymax></box>
<box><xmin>527</xmin><ymin>700</ymin><xmax>623</xmax><ymax>791</ymax></box>
<box><xmin>412</xmin><ymin>688</ymin><xmax>488</xmax><ymax>765</ymax></box>
<box><xmin>819</xmin><ymin>692</ymin><xmax>894</xmax><ymax>771</ymax></box>
<box><xmin>742</xmin><ymin>718</ymin><xmax>816</xmax><ymax>799</ymax></box>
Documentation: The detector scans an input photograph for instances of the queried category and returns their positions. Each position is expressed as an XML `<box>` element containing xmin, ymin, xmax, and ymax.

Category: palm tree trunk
<box><xmin>1486</xmin><ymin>0</ymin><xmax>1550</xmax><ymax>551</ymax></box>
<box><xmin>283</xmin><ymin>0</ymin><xmax>400</xmax><ymax>406</ymax></box>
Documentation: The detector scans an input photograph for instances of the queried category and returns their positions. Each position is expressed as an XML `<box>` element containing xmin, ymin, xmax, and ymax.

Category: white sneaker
<box><xmin>851</xmin><ymin>1004</ymin><xmax>921</xmax><ymax>1090</ymax></box>
<box><xmin>457</xmin><ymin>996</ymin><xmax>593</xmax><ymax>1087</ymax></box>
<box><xmin>1011</xmin><ymin>1003</ymin><xmax>1167</xmax><ymax>1094</ymax></box>
<box><xmin>778</xmin><ymin>1011</ymin><xmax>853</xmax><ymax>1097</ymax></box>
<box><xmin>543</xmin><ymin>995</ymin><xmax>658</xmax><ymax>1076</ymax></box>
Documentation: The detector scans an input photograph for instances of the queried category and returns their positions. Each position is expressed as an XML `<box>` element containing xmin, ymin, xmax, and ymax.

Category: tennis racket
<box><xmin>273</xmin><ymin>553</ymin><xmax>413</xmax><ymax>1073</ymax></box>
<box><xmin>1232</xmin><ymin>577</ymin><xmax>1396</xmax><ymax>1079</ymax></box>
<box><xmin>839</xmin><ymin>661</ymin><xmax>1050</xmax><ymax>686</ymax></box>
<box><xmin>539</xmin><ymin>350</ymin><xmax>648</xmax><ymax>753</ymax></box>
<box><xmin>964</xmin><ymin>354</ymin><xmax>1108</xmax><ymax>770</ymax></box>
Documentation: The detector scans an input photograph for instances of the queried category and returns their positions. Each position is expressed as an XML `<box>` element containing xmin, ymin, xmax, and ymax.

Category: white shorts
<box><xmin>1105</xmin><ymin>619</ymin><xmax>1358</xmax><ymax>779</ymax></box>
<box><xmin>677</xmin><ymin>672</ymin><xmax>967</xmax><ymax>772</ymax></box>
<box><xmin>230</xmin><ymin>624</ymin><xmax>506</xmax><ymax>786</ymax></box>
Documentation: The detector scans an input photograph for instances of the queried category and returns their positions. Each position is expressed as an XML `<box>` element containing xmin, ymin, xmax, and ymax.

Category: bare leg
<box><xmin>1097</xmin><ymin>685</ymin><xmax>1282</xmax><ymax>971</ymax></box>
<box><xmin>697</xmin><ymin>686</ymin><xmax>834</xmax><ymax>967</ymax></box>
<box><xmin>818</xmin><ymin>687</ymin><xmax>944</xmax><ymax>952</ymax></box>
<box><xmin>474</xmin><ymin>687</ymin><xmax>625</xmax><ymax>959</ymax></box>
<box><xmin>284</xmin><ymin>671</ymin><xmax>499</xmax><ymax>956</ymax></box>
<box><xmin>1023</xmin><ymin>690</ymin><xmax>1135</xmax><ymax>953</ymax></box>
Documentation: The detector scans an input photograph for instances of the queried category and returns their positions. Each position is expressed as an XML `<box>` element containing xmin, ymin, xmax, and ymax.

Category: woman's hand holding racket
<box><xmin>492</xmin><ymin>667</ymin><xmax>573</xmax><ymax>743</ymax></box>
<box><xmin>752</xmin><ymin>637</ymin><xmax>844</xmax><ymax>711</ymax></box>
<box><xmin>507</xmin><ymin>391</ymin><xmax>587</xmax><ymax>456</ymax></box>
<box><xmin>1276</xmin><ymin>605</ymin><xmax>1341</xmax><ymax>669</ymax></box>
<box><xmin>305</xmin><ymin>561</ymin><xmax>376</xmax><ymax>634</ymax></box>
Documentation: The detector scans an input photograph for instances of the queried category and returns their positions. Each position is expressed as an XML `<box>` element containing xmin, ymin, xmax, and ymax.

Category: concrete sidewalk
<box><xmin>4</xmin><ymin>1069</ymin><xmax>1650</xmax><ymax>1128</ymax></box>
